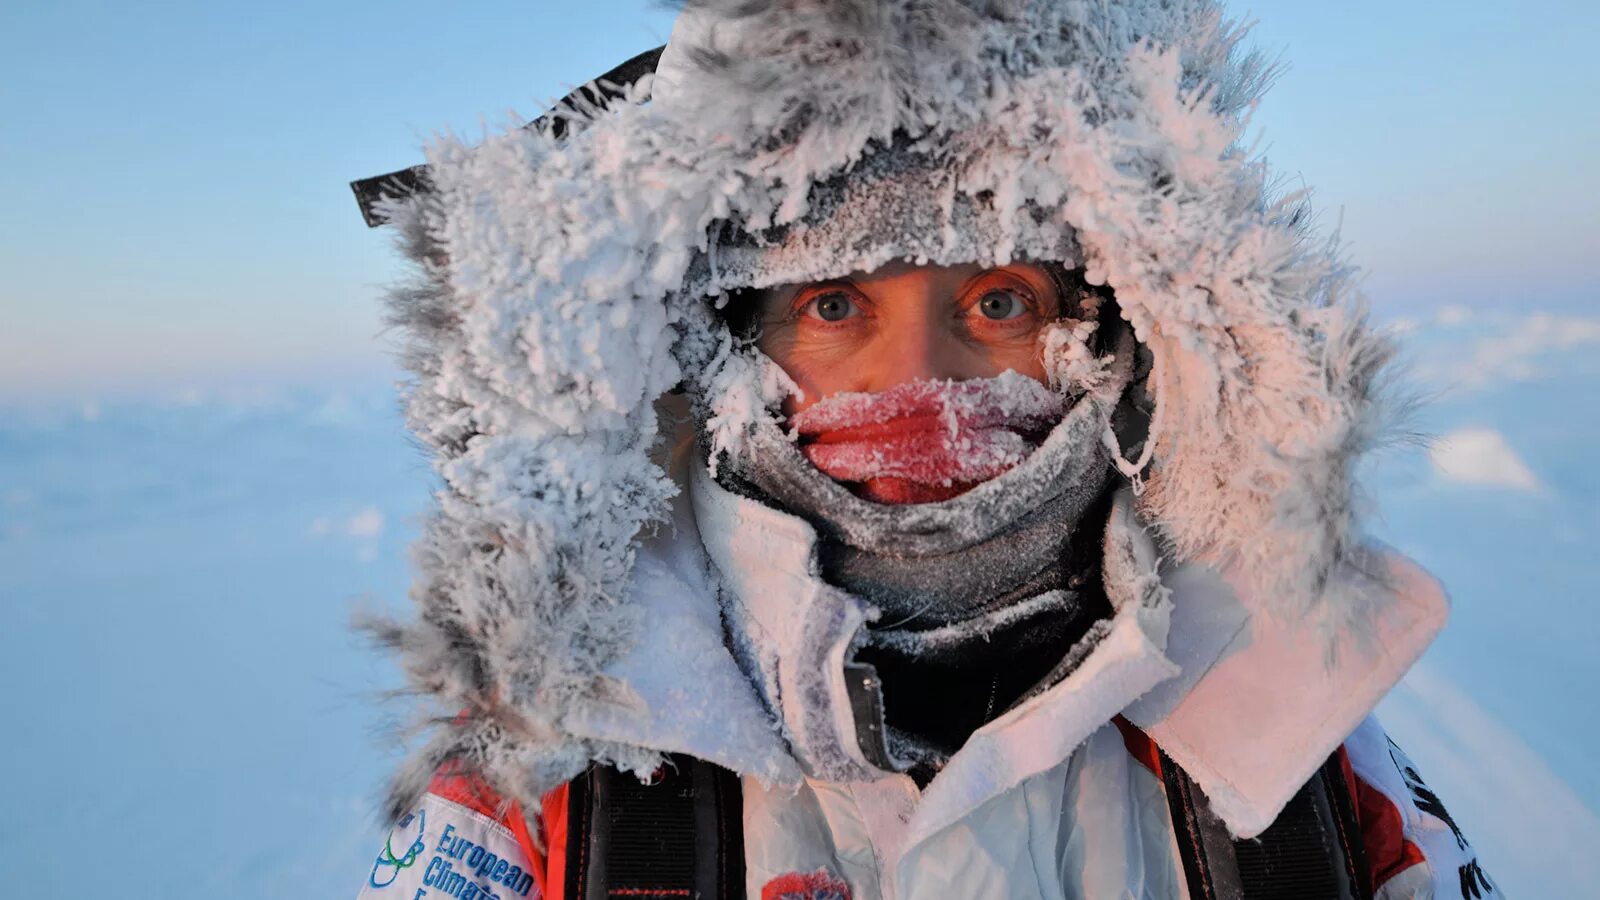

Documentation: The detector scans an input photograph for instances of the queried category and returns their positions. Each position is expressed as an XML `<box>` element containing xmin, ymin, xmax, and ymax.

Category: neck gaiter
<box><xmin>717</xmin><ymin>329</ymin><xmax>1138</xmax><ymax>776</ymax></box>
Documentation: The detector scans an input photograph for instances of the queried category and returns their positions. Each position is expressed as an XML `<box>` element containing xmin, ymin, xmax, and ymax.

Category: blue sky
<box><xmin>2</xmin><ymin>0</ymin><xmax>1595</xmax><ymax>396</ymax></box>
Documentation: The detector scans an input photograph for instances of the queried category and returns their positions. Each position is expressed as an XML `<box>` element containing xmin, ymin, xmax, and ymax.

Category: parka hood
<box><xmin>367</xmin><ymin>0</ymin><xmax>1408</xmax><ymax>820</ymax></box>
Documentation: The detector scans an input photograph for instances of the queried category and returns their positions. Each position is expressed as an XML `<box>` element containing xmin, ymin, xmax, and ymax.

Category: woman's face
<box><xmin>755</xmin><ymin>260</ymin><xmax>1063</xmax><ymax>414</ymax></box>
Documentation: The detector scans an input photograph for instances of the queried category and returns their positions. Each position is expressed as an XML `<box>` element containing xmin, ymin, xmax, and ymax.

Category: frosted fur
<box><xmin>364</xmin><ymin>195</ymin><xmax>677</xmax><ymax>819</ymax></box>
<box><xmin>658</xmin><ymin>0</ymin><xmax>1398</xmax><ymax>634</ymax></box>
<box><xmin>369</xmin><ymin>0</ymin><xmax>1401</xmax><ymax>818</ymax></box>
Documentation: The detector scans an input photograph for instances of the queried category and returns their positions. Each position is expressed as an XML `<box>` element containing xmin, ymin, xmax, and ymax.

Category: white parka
<box><xmin>357</xmin><ymin>426</ymin><xmax>1493</xmax><ymax>899</ymax></box>
<box><xmin>354</xmin><ymin>1</ymin><xmax>1501</xmax><ymax>897</ymax></box>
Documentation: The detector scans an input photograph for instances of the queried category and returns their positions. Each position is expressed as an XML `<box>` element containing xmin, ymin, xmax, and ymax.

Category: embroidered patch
<box><xmin>761</xmin><ymin>868</ymin><xmax>852</xmax><ymax>900</ymax></box>
<box><xmin>357</xmin><ymin>792</ymin><xmax>538</xmax><ymax>898</ymax></box>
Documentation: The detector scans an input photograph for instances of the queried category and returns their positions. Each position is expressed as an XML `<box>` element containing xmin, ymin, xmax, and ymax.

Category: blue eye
<box><xmin>806</xmin><ymin>292</ymin><xmax>859</xmax><ymax>322</ymax></box>
<box><xmin>976</xmin><ymin>290</ymin><xmax>1027</xmax><ymax>320</ymax></box>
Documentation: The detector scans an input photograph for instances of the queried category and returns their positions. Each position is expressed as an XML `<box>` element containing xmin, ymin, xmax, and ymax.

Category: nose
<box><xmin>865</xmin><ymin>307</ymin><xmax>969</xmax><ymax>389</ymax></box>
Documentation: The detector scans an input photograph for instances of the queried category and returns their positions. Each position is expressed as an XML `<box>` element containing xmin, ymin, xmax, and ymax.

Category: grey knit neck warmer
<box><xmin>725</xmin><ymin>327</ymin><xmax>1138</xmax><ymax>630</ymax></box>
<box><xmin>721</xmin><ymin>330</ymin><xmax>1137</xmax><ymax>773</ymax></box>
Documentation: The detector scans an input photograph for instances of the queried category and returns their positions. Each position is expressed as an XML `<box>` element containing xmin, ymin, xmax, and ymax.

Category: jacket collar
<box><xmin>1122</xmin><ymin>544</ymin><xmax>1448</xmax><ymax>837</ymax></box>
<box><xmin>578</xmin><ymin>450</ymin><xmax>1446</xmax><ymax>842</ymax></box>
<box><xmin>684</xmin><ymin>460</ymin><xmax>1179</xmax><ymax>849</ymax></box>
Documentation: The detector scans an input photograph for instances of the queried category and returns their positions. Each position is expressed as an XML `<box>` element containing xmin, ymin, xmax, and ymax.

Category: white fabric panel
<box><xmin>1346</xmin><ymin>717</ymin><xmax>1503</xmax><ymax>899</ymax></box>
<box><xmin>356</xmin><ymin>793</ymin><xmax>537</xmax><ymax>900</ymax></box>
<box><xmin>1130</xmin><ymin>552</ymin><xmax>1449</xmax><ymax>838</ymax></box>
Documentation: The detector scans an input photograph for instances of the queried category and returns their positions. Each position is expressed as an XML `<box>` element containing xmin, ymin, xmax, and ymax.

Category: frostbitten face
<box><xmin>754</xmin><ymin>259</ymin><xmax>1063</xmax><ymax>417</ymax></box>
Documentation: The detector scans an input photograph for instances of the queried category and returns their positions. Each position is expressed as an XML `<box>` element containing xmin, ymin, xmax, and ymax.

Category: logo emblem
<box><xmin>762</xmin><ymin>868</ymin><xmax>852</xmax><ymax>900</ymax></box>
<box><xmin>369</xmin><ymin>808</ymin><xmax>428</xmax><ymax>889</ymax></box>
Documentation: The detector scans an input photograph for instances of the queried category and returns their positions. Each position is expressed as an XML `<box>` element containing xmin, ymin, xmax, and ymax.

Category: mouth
<box><xmin>789</xmin><ymin>377</ymin><xmax>1064</xmax><ymax>504</ymax></box>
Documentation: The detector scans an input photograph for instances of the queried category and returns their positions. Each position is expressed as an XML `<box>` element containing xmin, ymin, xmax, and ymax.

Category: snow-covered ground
<box><xmin>0</xmin><ymin>307</ymin><xmax>1594</xmax><ymax>897</ymax></box>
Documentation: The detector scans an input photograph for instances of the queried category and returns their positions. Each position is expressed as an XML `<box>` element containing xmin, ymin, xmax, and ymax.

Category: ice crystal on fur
<box><xmin>367</xmin><ymin>0</ymin><xmax>1404</xmax><ymax>819</ymax></box>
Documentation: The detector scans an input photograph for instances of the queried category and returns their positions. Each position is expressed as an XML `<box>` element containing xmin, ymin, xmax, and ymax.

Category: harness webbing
<box><xmin>1162</xmin><ymin>750</ymin><xmax>1371</xmax><ymax>900</ymax></box>
<box><xmin>564</xmin><ymin>755</ymin><xmax>745</xmax><ymax>900</ymax></box>
<box><xmin>568</xmin><ymin>750</ymin><xmax>1366</xmax><ymax>900</ymax></box>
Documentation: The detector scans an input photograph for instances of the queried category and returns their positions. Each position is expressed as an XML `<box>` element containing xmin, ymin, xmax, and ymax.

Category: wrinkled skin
<box><xmin>755</xmin><ymin>260</ymin><xmax>1065</xmax><ymax>502</ymax></box>
<box><xmin>755</xmin><ymin>260</ymin><xmax>1063</xmax><ymax>415</ymax></box>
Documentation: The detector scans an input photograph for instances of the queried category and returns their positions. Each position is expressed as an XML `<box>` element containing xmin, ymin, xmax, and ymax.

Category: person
<box><xmin>350</xmin><ymin>1</ymin><xmax>1499</xmax><ymax>897</ymax></box>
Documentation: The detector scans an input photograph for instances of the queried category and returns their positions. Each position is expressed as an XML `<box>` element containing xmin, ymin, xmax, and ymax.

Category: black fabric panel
<box><xmin>706</xmin><ymin>760</ymin><xmax>746</xmax><ymax>900</ymax></box>
<box><xmin>1230</xmin><ymin>766</ymin><xmax>1361</xmax><ymax>900</ymax></box>
<box><xmin>843</xmin><ymin>662</ymin><xmax>897</xmax><ymax>771</ymax></box>
<box><xmin>1161</xmin><ymin>750</ymin><xmax>1369</xmax><ymax>900</ymax></box>
<box><xmin>1322</xmin><ymin>754</ymin><xmax>1374</xmax><ymax>900</ymax></box>
<box><xmin>350</xmin><ymin>165</ymin><xmax>431</xmax><ymax>228</ymax></box>
<box><xmin>586</xmin><ymin>764</ymin><xmax>697</xmax><ymax>899</ymax></box>
<box><xmin>567</xmin><ymin>755</ymin><xmax>745</xmax><ymax>900</ymax></box>
<box><xmin>1161</xmin><ymin>750</ymin><xmax>1223</xmax><ymax>900</ymax></box>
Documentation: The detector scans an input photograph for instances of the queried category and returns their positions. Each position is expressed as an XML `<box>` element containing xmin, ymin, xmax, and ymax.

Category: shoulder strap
<box><xmin>564</xmin><ymin>754</ymin><xmax>745</xmax><ymax>900</ymax></box>
<box><xmin>1162</xmin><ymin>749</ymin><xmax>1372</xmax><ymax>900</ymax></box>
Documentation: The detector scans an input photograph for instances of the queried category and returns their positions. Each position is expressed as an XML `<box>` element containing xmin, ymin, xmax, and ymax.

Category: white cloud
<box><xmin>1442</xmin><ymin>312</ymin><xmax>1600</xmax><ymax>388</ymax></box>
<box><xmin>1429</xmin><ymin>427</ymin><xmax>1541</xmax><ymax>491</ymax></box>
<box><xmin>1435</xmin><ymin>304</ymin><xmax>1471</xmax><ymax>326</ymax></box>
<box><xmin>308</xmin><ymin>507</ymin><xmax>386</xmax><ymax>541</ymax></box>
<box><xmin>344</xmin><ymin>507</ymin><xmax>385</xmax><ymax>538</ymax></box>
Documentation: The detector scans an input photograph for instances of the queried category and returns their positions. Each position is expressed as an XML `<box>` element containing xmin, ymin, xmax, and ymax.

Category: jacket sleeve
<box><xmin>355</xmin><ymin>763</ymin><xmax>553</xmax><ymax>899</ymax></box>
<box><xmin>1340</xmin><ymin>716</ymin><xmax>1502</xmax><ymax>899</ymax></box>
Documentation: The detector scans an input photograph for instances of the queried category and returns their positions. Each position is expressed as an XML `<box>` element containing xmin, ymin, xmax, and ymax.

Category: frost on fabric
<box><xmin>1041</xmin><ymin>318</ymin><xmax>1118</xmax><ymax>398</ymax></box>
<box><xmin>791</xmin><ymin>373</ymin><xmax>1064</xmax><ymax>487</ymax></box>
<box><xmin>792</xmin><ymin>371</ymin><xmax>1062</xmax><ymax>437</ymax></box>
<box><xmin>675</xmin><ymin>299</ymin><xmax>801</xmax><ymax>479</ymax></box>
<box><xmin>372</xmin><ymin>0</ymin><xmax>1407</xmax><ymax>820</ymax></box>
<box><xmin>868</xmin><ymin>589</ymin><xmax>1082</xmax><ymax>655</ymax></box>
<box><xmin>658</xmin><ymin>0</ymin><xmax>1400</xmax><ymax>641</ymax></box>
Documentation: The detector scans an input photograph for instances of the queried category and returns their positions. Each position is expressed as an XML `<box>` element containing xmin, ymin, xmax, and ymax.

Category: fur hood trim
<box><xmin>368</xmin><ymin>0</ymin><xmax>1404</xmax><ymax>818</ymax></box>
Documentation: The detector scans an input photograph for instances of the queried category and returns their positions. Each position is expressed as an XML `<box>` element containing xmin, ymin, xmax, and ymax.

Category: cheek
<box><xmin>955</xmin><ymin>323</ymin><xmax>1053</xmax><ymax>384</ymax></box>
<box><xmin>776</xmin><ymin>357</ymin><xmax>855</xmax><ymax>418</ymax></box>
<box><xmin>757</xmin><ymin>333</ymin><xmax>847</xmax><ymax>417</ymax></box>
<box><xmin>989</xmin><ymin>342</ymin><xmax>1051</xmax><ymax>384</ymax></box>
